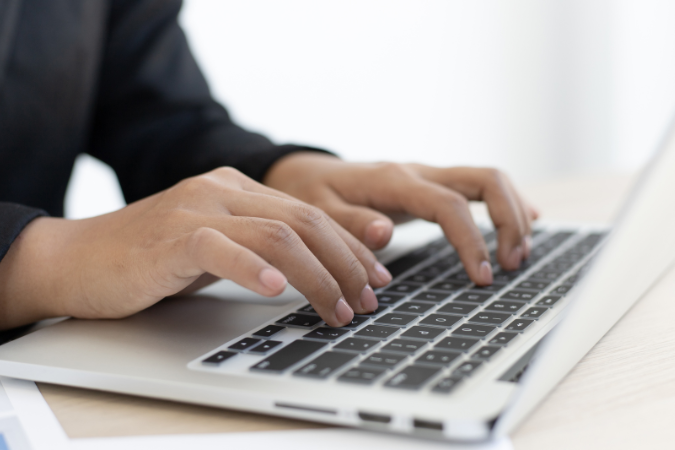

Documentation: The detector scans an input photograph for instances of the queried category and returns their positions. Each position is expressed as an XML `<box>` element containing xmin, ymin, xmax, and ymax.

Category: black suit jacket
<box><xmin>0</xmin><ymin>0</ymin><xmax>327</xmax><ymax>262</ymax></box>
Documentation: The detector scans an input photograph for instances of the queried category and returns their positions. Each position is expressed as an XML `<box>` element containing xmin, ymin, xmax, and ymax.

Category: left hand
<box><xmin>264</xmin><ymin>152</ymin><xmax>539</xmax><ymax>286</ymax></box>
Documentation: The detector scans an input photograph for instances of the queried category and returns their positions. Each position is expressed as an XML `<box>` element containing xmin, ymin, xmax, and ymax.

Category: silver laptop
<box><xmin>0</xmin><ymin>120</ymin><xmax>673</xmax><ymax>443</ymax></box>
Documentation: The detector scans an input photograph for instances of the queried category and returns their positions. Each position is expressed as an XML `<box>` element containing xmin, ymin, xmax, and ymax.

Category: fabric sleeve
<box><xmin>0</xmin><ymin>202</ymin><xmax>47</xmax><ymax>263</ymax></box>
<box><xmin>87</xmin><ymin>0</ymin><xmax>333</xmax><ymax>204</ymax></box>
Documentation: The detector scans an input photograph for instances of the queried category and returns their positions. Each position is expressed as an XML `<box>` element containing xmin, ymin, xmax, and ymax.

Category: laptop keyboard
<box><xmin>195</xmin><ymin>228</ymin><xmax>606</xmax><ymax>394</ymax></box>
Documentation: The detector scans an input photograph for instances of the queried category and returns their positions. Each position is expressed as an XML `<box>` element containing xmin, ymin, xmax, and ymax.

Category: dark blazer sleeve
<box><xmin>0</xmin><ymin>203</ymin><xmax>47</xmax><ymax>263</ymax></box>
<box><xmin>87</xmin><ymin>0</ymin><xmax>332</xmax><ymax>203</ymax></box>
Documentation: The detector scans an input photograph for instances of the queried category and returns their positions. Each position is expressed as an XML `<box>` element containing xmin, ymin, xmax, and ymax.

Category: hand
<box><xmin>0</xmin><ymin>168</ymin><xmax>393</xmax><ymax>330</ymax></box>
<box><xmin>264</xmin><ymin>152</ymin><xmax>539</xmax><ymax>285</ymax></box>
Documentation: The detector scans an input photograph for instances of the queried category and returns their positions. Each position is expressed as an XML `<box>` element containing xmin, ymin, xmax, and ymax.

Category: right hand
<box><xmin>0</xmin><ymin>167</ymin><xmax>392</xmax><ymax>330</ymax></box>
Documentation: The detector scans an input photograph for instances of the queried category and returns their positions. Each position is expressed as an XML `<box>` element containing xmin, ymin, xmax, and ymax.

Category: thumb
<box><xmin>318</xmin><ymin>193</ymin><xmax>394</xmax><ymax>250</ymax></box>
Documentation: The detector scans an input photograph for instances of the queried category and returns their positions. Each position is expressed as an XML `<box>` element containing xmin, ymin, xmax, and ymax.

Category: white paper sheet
<box><xmin>0</xmin><ymin>377</ymin><xmax>513</xmax><ymax>450</ymax></box>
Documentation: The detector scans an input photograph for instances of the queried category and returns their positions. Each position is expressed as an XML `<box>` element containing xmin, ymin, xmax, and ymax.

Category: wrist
<box><xmin>263</xmin><ymin>151</ymin><xmax>342</xmax><ymax>192</ymax></box>
<box><xmin>0</xmin><ymin>217</ymin><xmax>77</xmax><ymax>329</ymax></box>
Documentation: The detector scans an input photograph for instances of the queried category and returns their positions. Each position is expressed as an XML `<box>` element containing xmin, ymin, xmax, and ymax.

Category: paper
<box><xmin>0</xmin><ymin>377</ymin><xmax>512</xmax><ymax>450</ymax></box>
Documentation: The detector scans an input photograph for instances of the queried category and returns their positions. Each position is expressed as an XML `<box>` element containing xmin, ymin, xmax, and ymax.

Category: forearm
<box><xmin>0</xmin><ymin>217</ymin><xmax>72</xmax><ymax>330</ymax></box>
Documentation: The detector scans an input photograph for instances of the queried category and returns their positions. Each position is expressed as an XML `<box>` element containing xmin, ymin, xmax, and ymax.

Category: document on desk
<box><xmin>0</xmin><ymin>376</ymin><xmax>513</xmax><ymax>450</ymax></box>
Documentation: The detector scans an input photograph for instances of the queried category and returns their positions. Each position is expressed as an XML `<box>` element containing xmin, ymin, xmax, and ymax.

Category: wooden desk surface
<box><xmin>39</xmin><ymin>172</ymin><xmax>674</xmax><ymax>449</ymax></box>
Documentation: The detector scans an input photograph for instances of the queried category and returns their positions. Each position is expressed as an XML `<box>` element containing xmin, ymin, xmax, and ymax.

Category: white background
<box><xmin>65</xmin><ymin>0</ymin><xmax>675</xmax><ymax>219</ymax></box>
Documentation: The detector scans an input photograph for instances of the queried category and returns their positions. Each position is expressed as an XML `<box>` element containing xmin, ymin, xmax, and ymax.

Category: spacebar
<box><xmin>250</xmin><ymin>340</ymin><xmax>327</xmax><ymax>373</ymax></box>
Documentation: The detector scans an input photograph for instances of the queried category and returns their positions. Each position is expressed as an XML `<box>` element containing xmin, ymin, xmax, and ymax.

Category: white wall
<box><xmin>64</xmin><ymin>0</ymin><xmax>675</xmax><ymax>219</ymax></box>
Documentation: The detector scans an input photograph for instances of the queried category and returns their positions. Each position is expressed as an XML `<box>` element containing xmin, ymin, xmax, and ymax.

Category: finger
<box><xmin>173</xmin><ymin>227</ymin><xmax>287</xmax><ymax>297</ymax></box>
<box><xmin>312</xmin><ymin>188</ymin><xmax>395</xmax><ymax>250</ymax></box>
<box><xmin>219</xmin><ymin>217</ymin><xmax>355</xmax><ymax>327</ymax></box>
<box><xmin>323</xmin><ymin>214</ymin><xmax>393</xmax><ymax>287</ymax></box>
<box><xmin>386</xmin><ymin>177</ymin><xmax>493</xmax><ymax>285</ymax></box>
<box><xmin>230</xmin><ymin>177</ymin><xmax>393</xmax><ymax>285</ymax></box>
<box><xmin>414</xmin><ymin>166</ymin><xmax>530</xmax><ymax>271</ymax></box>
<box><xmin>224</xmin><ymin>191</ymin><xmax>376</xmax><ymax>314</ymax></box>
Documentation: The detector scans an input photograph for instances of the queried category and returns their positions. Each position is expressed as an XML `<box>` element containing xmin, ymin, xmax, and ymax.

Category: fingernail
<box><xmin>335</xmin><ymin>297</ymin><xmax>354</xmax><ymax>326</ymax></box>
<box><xmin>364</xmin><ymin>220</ymin><xmax>391</xmax><ymax>248</ymax></box>
<box><xmin>522</xmin><ymin>236</ymin><xmax>532</xmax><ymax>259</ymax></box>
<box><xmin>508</xmin><ymin>245</ymin><xmax>523</xmax><ymax>269</ymax></box>
<box><xmin>259</xmin><ymin>268</ymin><xmax>287</xmax><ymax>291</ymax></box>
<box><xmin>374</xmin><ymin>262</ymin><xmax>393</xmax><ymax>285</ymax></box>
<box><xmin>359</xmin><ymin>284</ymin><xmax>379</xmax><ymax>313</ymax></box>
<box><xmin>479</xmin><ymin>261</ymin><xmax>493</xmax><ymax>285</ymax></box>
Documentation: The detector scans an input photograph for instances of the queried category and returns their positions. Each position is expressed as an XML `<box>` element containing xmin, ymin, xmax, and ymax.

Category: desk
<box><xmin>37</xmin><ymin>172</ymin><xmax>673</xmax><ymax>449</ymax></box>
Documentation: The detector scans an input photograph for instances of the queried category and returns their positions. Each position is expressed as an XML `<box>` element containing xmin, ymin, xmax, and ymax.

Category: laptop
<box><xmin>0</xmin><ymin>121</ymin><xmax>673</xmax><ymax>442</ymax></box>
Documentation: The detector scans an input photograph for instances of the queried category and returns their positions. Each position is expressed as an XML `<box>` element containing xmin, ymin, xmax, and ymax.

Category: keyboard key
<box><xmin>251</xmin><ymin>340</ymin><xmax>327</xmax><ymax>373</ymax></box>
<box><xmin>338</xmin><ymin>366</ymin><xmax>387</xmax><ymax>384</ymax></box>
<box><xmin>468</xmin><ymin>282</ymin><xmax>508</xmax><ymax>293</ymax></box>
<box><xmin>472</xmin><ymin>345</ymin><xmax>502</xmax><ymax>360</ymax></box>
<box><xmin>435</xmin><ymin>336</ymin><xmax>479</xmax><ymax>353</ymax></box>
<box><xmin>362</xmin><ymin>352</ymin><xmax>408</xmax><ymax>368</ymax></box>
<box><xmin>381</xmin><ymin>339</ymin><xmax>427</xmax><ymax>354</ymax></box>
<box><xmin>383</xmin><ymin>282</ymin><xmax>421</xmax><ymax>295</ymax></box>
<box><xmin>551</xmin><ymin>285</ymin><xmax>573</xmax><ymax>295</ymax></box>
<box><xmin>297</xmin><ymin>304</ymin><xmax>317</xmax><ymax>314</ymax></box>
<box><xmin>294</xmin><ymin>352</ymin><xmax>357</xmax><ymax>378</ymax></box>
<box><xmin>516</xmin><ymin>280</ymin><xmax>550</xmax><ymax>291</ymax></box>
<box><xmin>253</xmin><ymin>325</ymin><xmax>285</xmax><ymax>339</ymax></box>
<box><xmin>276</xmin><ymin>314</ymin><xmax>323</xmax><ymax>328</ymax></box>
<box><xmin>400</xmin><ymin>326</ymin><xmax>444</xmax><ymax>341</ymax></box>
<box><xmin>520</xmin><ymin>307</ymin><xmax>548</xmax><ymax>319</ymax></box>
<box><xmin>333</xmin><ymin>338</ymin><xmax>379</xmax><ymax>353</ymax></box>
<box><xmin>341</xmin><ymin>316</ymin><xmax>370</xmax><ymax>329</ymax></box>
<box><xmin>228</xmin><ymin>337</ymin><xmax>262</xmax><ymax>352</ymax></box>
<box><xmin>429</xmin><ymin>281</ymin><xmax>467</xmax><ymax>292</ymax></box>
<box><xmin>436</xmin><ymin>302</ymin><xmax>478</xmax><ymax>316</ymax></box>
<box><xmin>529</xmin><ymin>270</ymin><xmax>563</xmax><ymax>281</ymax></box>
<box><xmin>376</xmin><ymin>293</ymin><xmax>406</xmax><ymax>305</ymax></box>
<box><xmin>492</xmin><ymin>270</ymin><xmax>525</xmax><ymax>282</ymax></box>
<box><xmin>354</xmin><ymin>305</ymin><xmax>389</xmax><ymax>317</ymax></box>
<box><xmin>506</xmin><ymin>319</ymin><xmax>534</xmax><ymax>332</ymax></box>
<box><xmin>469</xmin><ymin>312</ymin><xmax>511</xmax><ymax>325</ymax></box>
<box><xmin>488</xmin><ymin>332</ymin><xmax>518</xmax><ymax>346</ymax></box>
<box><xmin>537</xmin><ymin>295</ymin><xmax>562</xmax><ymax>307</ymax></box>
<box><xmin>374</xmin><ymin>313</ymin><xmax>417</xmax><ymax>327</ymax></box>
<box><xmin>416</xmin><ymin>350</ymin><xmax>461</xmax><ymax>367</ymax></box>
<box><xmin>394</xmin><ymin>301</ymin><xmax>435</xmax><ymax>314</ymax></box>
<box><xmin>385</xmin><ymin>249</ymin><xmax>434</xmax><ymax>278</ymax></box>
<box><xmin>385</xmin><ymin>365</ymin><xmax>441</xmax><ymax>390</ymax></box>
<box><xmin>454</xmin><ymin>292</ymin><xmax>493</xmax><ymax>304</ymax></box>
<box><xmin>354</xmin><ymin>325</ymin><xmax>399</xmax><ymax>340</ymax></box>
<box><xmin>562</xmin><ymin>275</ymin><xmax>578</xmax><ymax>285</ymax></box>
<box><xmin>202</xmin><ymin>351</ymin><xmax>237</xmax><ymax>366</ymax></box>
<box><xmin>303</xmin><ymin>327</ymin><xmax>350</xmax><ymax>341</ymax></box>
<box><xmin>418</xmin><ymin>314</ymin><xmax>462</xmax><ymax>328</ymax></box>
<box><xmin>500</xmin><ymin>290</ymin><xmax>537</xmax><ymax>302</ymax></box>
<box><xmin>432</xmin><ymin>376</ymin><xmax>463</xmax><ymax>394</ymax></box>
<box><xmin>411</xmin><ymin>292</ymin><xmax>451</xmax><ymax>303</ymax></box>
<box><xmin>404</xmin><ymin>273</ymin><xmax>436</xmax><ymax>284</ymax></box>
<box><xmin>485</xmin><ymin>300</ymin><xmax>526</xmax><ymax>313</ymax></box>
<box><xmin>452</xmin><ymin>360</ymin><xmax>483</xmax><ymax>378</ymax></box>
<box><xmin>445</xmin><ymin>270</ymin><xmax>471</xmax><ymax>283</ymax></box>
<box><xmin>248</xmin><ymin>340</ymin><xmax>283</xmax><ymax>354</ymax></box>
<box><xmin>452</xmin><ymin>324</ymin><xmax>496</xmax><ymax>339</ymax></box>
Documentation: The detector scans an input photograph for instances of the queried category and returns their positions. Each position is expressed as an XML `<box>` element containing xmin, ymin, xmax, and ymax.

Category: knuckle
<box><xmin>443</xmin><ymin>191</ymin><xmax>469</xmax><ymax>210</ymax></box>
<box><xmin>178</xmin><ymin>174</ymin><xmax>217</xmax><ymax>195</ymax></box>
<box><xmin>314</xmin><ymin>268</ymin><xmax>339</xmax><ymax>293</ymax></box>
<box><xmin>483</xmin><ymin>167</ymin><xmax>507</xmax><ymax>187</ymax></box>
<box><xmin>290</xmin><ymin>203</ymin><xmax>328</xmax><ymax>229</ymax></box>
<box><xmin>262</xmin><ymin>220</ymin><xmax>298</xmax><ymax>247</ymax></box>
<box><xmin>377</xmin><ymin>162</ymin><xmax>410</xmax><ymax>177</ymax></box>
<box><xmin>186</xmin><ymin>227</ymin><xmax>215</xmax><ymax>257</ymax></box>
<box><xmin>213</xmin><ymin>166</ymin><xmax>243</xmax><ymax>179</ymax></box>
